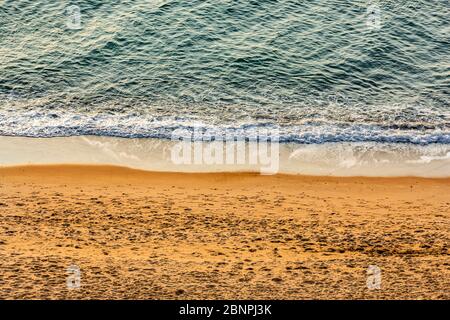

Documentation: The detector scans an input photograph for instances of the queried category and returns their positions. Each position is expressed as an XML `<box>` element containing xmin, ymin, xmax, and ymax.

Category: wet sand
<box><xmin>0</xmin><ymin>165</ymin><xmax>449</xmax><ymax>299</ymax></box>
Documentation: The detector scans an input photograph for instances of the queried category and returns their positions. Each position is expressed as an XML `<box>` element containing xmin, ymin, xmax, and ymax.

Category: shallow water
<box><xmin>1</xmin><ymin>136</ymin><xmax>449</xmax><ymax>177</ymax></box>
<box><xmin>0</xmin><ymin>1</ymin><xmax>449</xmax><ymax>149</ymax></box>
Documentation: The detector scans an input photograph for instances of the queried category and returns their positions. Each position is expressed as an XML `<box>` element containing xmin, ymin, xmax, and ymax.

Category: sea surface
<box><xmin>0</xmin><ymin>0</ymin><xmax>449</xmax><ymax>147</ymax></box>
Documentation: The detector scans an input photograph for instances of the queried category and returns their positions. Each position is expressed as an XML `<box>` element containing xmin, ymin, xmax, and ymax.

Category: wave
<box><xmin>0</xmin><ymin>105</ymin><xmax>449</xmax><ymax>144</ymax></box>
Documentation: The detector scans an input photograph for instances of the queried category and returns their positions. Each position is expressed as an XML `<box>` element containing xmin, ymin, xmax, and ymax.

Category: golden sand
<box><xmin>0</xmin><ymin>165</ymin><xmax>449</xmax><ymax>299</ymax></box>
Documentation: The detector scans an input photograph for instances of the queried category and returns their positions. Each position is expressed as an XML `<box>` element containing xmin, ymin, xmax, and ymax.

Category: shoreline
<box><xmin>2</xmin><ymin>163</ymin><xmax>450</xmax><ymax>181</ymax></box>
<box><xmin>1</xmin><ymin>164</ymin><xmax>449</xmax><ymax>299</ymax></box>
<box><xmin>1</xmin><ymin>135</ymin><xmax>450</xmax><ymax>177</ymax></box>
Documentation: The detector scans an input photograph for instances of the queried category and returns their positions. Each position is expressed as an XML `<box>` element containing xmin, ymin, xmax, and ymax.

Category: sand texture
<box><xmin>0</xmin><ymin>165</ymin><xmax>449</xmax><ymax>299</ymax></box>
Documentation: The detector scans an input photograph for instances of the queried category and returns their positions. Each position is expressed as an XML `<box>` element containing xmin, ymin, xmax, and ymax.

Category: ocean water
<box><xmin>0</xmin><ymin>0</ymin><xmax>449</xmax><ymax>146</ymax></box>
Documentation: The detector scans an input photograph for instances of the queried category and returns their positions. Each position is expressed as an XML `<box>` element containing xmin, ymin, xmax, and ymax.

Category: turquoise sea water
<box><xmin>0</xmin><ymin>0</ymin><xmax>449</xmax><ymax>145</ymax></box>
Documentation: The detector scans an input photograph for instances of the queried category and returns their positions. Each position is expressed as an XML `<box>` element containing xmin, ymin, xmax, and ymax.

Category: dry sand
<box><xmin>0</xmin><ymin>165</ymin><xmax>449</xmax><ymax>299</ymax></box>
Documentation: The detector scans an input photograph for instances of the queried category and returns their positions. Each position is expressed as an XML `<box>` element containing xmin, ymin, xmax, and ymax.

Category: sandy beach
<box><xmin>0</xmin><ymin>165</ymin><xmax>448</xmax><ymax>299</ymax></box>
